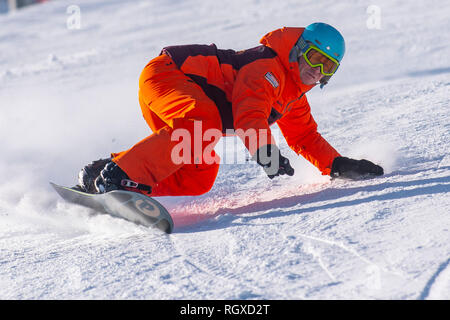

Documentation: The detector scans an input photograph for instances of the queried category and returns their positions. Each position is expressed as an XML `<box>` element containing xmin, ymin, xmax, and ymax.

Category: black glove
<box><xmin>253</xmin><ymin>144</ymin><xmax>295</xmax><ymax>179</ymax></box>
<box><xmin>331</xmin><ymin>156</ymin><xmax>384</xmax><ymax>180</ymax></box>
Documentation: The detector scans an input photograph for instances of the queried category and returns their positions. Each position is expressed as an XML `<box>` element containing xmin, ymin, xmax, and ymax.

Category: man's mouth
<box><xmin>305</xmin><ymin>71</ymin><xmax>317</xmax><ymax>81</ymax></box>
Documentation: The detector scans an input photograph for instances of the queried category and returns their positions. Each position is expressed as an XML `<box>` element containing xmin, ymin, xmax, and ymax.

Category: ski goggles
<box><xmin>302</xmin><ymin>46</ymin><xmax>340</xmax><ymax>76</ymax></box>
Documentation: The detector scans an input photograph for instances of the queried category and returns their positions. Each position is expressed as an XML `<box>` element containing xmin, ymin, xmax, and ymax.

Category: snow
<box><xmin>0</xmin><ymin>0</ymin><xmax>449</xmax><ymax>300</ymax></box>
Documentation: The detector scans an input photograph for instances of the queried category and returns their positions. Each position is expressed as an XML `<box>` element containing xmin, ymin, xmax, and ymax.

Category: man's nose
<box><xmin>312</xmin><ymin>65</ymin><xmax>322</xmax><ymax>75</ymax></box>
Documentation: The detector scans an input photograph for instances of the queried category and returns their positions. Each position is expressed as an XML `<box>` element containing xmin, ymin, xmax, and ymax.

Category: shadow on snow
<box><xmin>175</xmin><ymin>168</ymin><xmax>450</xmax><ymax>233</ymax></box>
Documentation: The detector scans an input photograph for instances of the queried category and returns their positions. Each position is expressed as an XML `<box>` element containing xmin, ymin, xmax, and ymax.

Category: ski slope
<box><xmin>0</xmin><ymin>0</ymin><xmax>449</xmax><ymax>299</ymax></box>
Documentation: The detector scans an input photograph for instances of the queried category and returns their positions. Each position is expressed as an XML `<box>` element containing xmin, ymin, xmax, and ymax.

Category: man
<box><xmin>78</xmin><ymin>22</ymin><xmax>383</xmax><ymax>196</ymax></box>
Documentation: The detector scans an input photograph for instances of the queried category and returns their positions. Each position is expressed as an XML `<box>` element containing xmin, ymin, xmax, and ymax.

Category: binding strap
<box><xmin>120</xmin><ymin>179</ymin><xmax>152</xmax><ymax>194</ymax></box>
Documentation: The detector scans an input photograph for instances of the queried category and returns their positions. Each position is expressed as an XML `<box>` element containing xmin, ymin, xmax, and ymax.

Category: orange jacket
<box><xmin>161</xmin><ymin>27</ymin><xmax>340</xmax><ymax>175</ymax></box>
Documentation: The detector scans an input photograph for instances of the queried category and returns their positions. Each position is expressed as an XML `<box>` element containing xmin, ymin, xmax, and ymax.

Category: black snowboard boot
<box><xmin>78</xmin><ymin>158</ymin><xmax>152</xmax><ymax>194</ymax></box>
<box><xmin>94</xmin><ymin>162</ymin><xmax>152</xmax><ymax>194</ymax></box>
<box><xmin>94</xmin><ymin>161</ymin><xmax>130</xmax><ymax>193</ymax></box>
<box><xmin>77</xmin><ymin>157</ymin><xmax>112</xmax><ymax>193</ymax></box>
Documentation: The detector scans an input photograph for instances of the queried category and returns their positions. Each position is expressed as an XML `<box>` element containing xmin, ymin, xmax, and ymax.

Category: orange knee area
<box><xmin>150</xmin><ymin>162</ymin><xmax>220</xmax><ymax>196</ymax></box>
<box><xmin>111</xmin><ymin>54</ymin><xmax>224</xmax><ymax>196</ymax></box>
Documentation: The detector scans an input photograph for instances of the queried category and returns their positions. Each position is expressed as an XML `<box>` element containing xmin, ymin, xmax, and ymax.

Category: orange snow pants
<box><xmin>111</xmin><ymin>54</ymin><xmax>222</xmax><ymax>196</ymax></box>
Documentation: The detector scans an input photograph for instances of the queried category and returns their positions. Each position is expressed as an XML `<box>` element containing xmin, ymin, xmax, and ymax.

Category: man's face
<box><xmin>298</xmin><ymin>55</ymin><xmax>324</xmax><ymax>85</ymax></box>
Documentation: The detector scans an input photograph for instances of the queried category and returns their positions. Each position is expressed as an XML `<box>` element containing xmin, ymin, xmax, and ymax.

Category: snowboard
<box><xmin>50</xmin><ymin>182</ymin><xmax>174</xmax><ymax>234</ymax></box>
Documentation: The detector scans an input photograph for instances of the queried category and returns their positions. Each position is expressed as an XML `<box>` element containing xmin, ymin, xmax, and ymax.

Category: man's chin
<box><xmin>300</xmin><ymin>73</ymin><xmax>318</xmax><ymax>85</ymax></box>
<box><xmin>302</xmin><ymin>78</ymin><xmax>317</xmax><ymax>85</ymax></box>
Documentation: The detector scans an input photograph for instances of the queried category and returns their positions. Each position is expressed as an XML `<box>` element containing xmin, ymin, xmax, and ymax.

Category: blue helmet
<box><xmin>302</xmin><ymin>22</ymin><xmax>345</xmax><ymax>63</ymax></box>
<box><xmin>291</xmin><ymin>22</ymin><xmax>346</xmax><ymax>87</ymax></box>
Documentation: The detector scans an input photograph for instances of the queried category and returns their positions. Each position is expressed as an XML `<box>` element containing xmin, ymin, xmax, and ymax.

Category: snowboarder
<box><xmin>78</xmin><ymin>22</ymin><xmax>384</xmax><ymax>196</ymax></box>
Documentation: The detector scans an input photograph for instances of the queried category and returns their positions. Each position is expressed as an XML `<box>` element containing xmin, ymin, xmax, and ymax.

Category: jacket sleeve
<box><xmin>277</xmin><ymin>95</ymin><xmax>341</xmax><ymax>175</ymax></box>
<box><xmin>232</xmin><ymin>61</ymin><xmax>281</xmax><ymax>156</ymax></box>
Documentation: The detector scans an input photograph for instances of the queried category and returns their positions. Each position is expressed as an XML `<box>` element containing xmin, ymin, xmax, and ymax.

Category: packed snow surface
<box><xmin>0</xmin><ymin>0</ymin><xmax>449</xmax><ymax>299</ymax></box>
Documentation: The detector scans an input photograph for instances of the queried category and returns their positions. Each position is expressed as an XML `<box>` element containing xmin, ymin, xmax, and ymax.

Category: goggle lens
<box><xmin>304</xmin><ymin>47</ymin><xmax>339</xmax><ymax>76</ymax></box>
